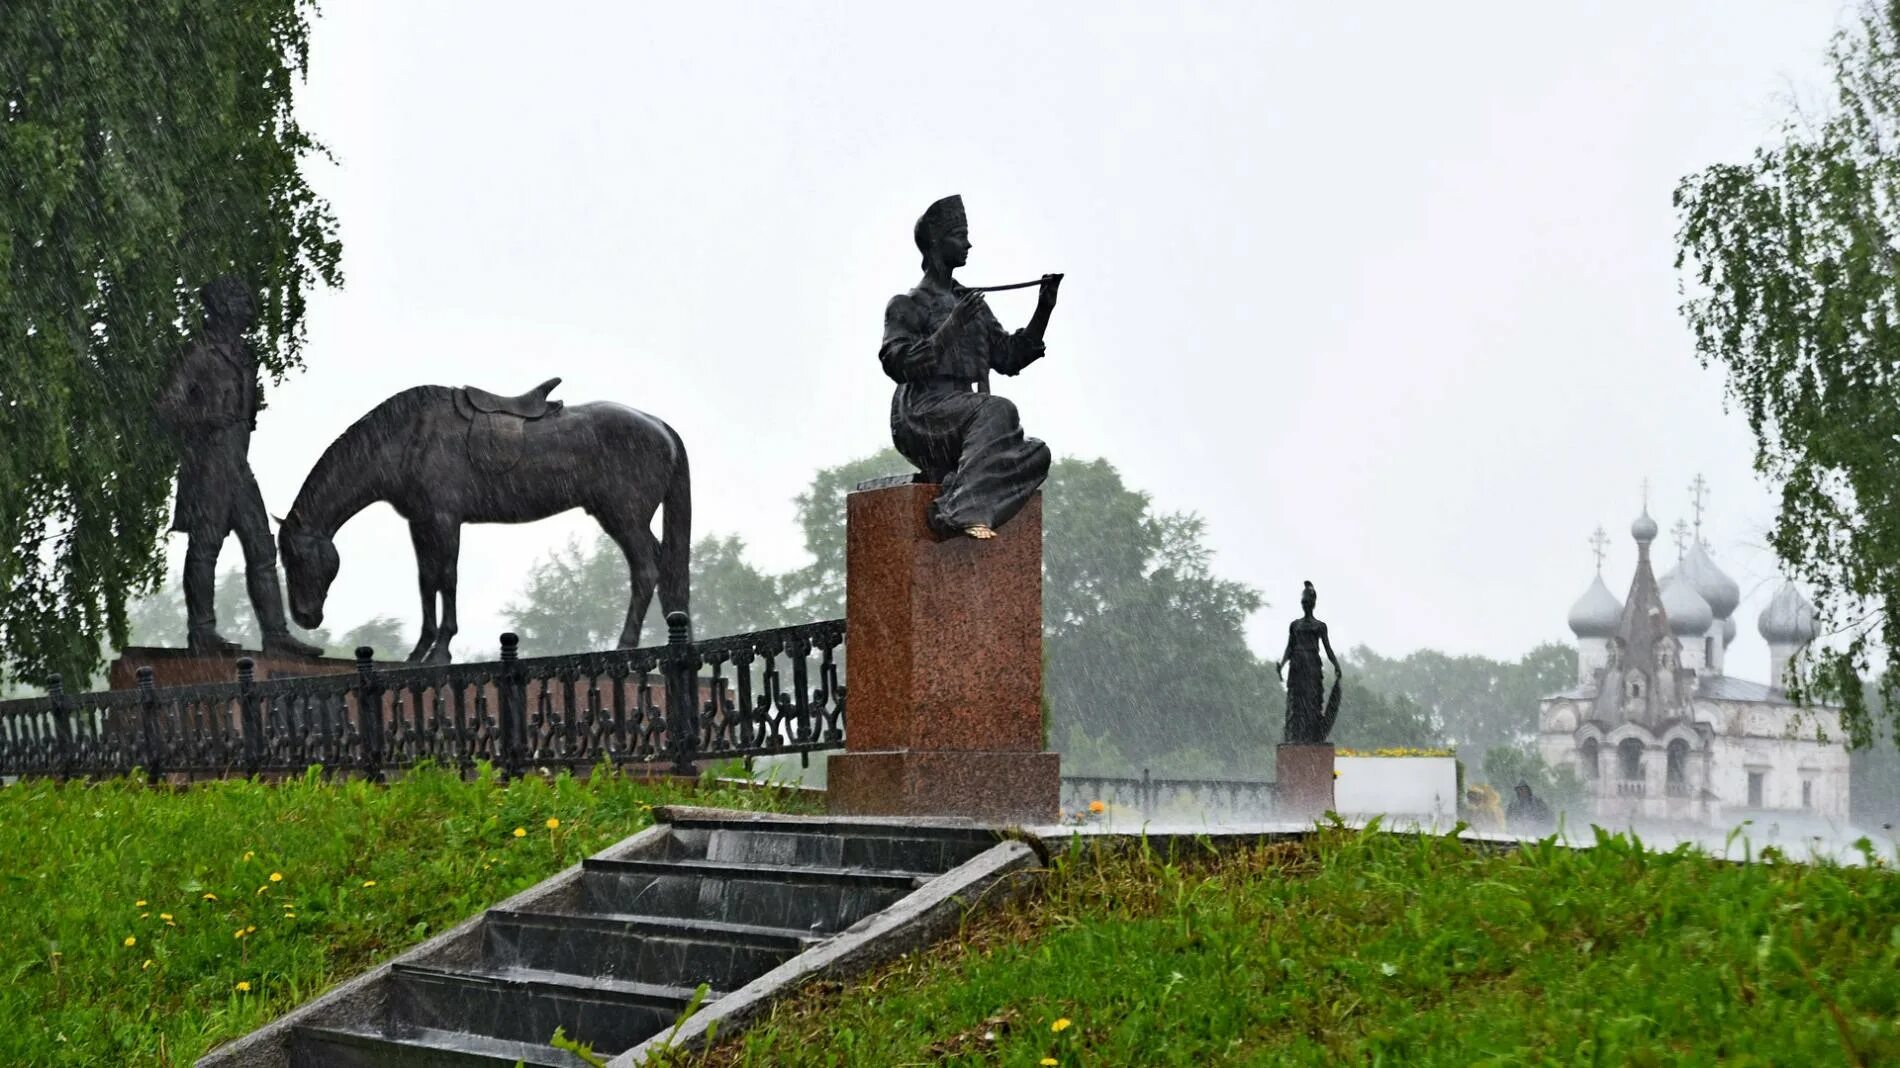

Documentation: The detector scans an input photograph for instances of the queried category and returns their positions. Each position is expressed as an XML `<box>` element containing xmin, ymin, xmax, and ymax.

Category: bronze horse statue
<box><xmin>278</xmin><ymin>378</ymin><xmax>690</xmax><ymax>663</ymax></box>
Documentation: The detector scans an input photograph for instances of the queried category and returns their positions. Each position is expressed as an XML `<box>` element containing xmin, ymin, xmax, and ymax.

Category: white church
<box><xmin>1537</xmin><ymin>501</ymin><xmax>1849</xmax><ymax>826</ymax></box>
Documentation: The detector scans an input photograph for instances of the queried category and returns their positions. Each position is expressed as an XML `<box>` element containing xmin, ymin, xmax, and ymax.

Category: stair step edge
<box><xmin>584</xmin><ymin>856</ymin><xmax>931</xmax><ymax>886</ymax></box>
<box><xmin>294</xmin><ymin>1022</ymin><xmax>589</xmax><ymax>1068</ymax></box>
<box><xmin>393</xmin><ymin>961</ymin><xmax>715</xmax><ymax>1005</ymax></box>
<box><xmin>487</xmin><ymin>908</ymin><xmax>821</xmax><ymax>949</ymax></box>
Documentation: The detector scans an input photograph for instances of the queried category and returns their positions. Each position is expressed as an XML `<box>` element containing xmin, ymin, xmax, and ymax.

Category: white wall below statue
<box><xmin>1334</xmin><ymin>756</ymin><xmax>1459</xmax><ymax>823</ymax></box>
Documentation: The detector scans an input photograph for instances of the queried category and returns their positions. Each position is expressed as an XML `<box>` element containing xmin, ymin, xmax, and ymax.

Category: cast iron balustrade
<box><xmin>0</xmin><ymin>613</ymin><xmax>845</xmax><ymax>783</ymax></box>
<box><xmin>1060</xmin><ymin>771</ymin><xmax>1276</xmax><ymax>821</ymax></box>
<box><xmin>1615</xmin><ymin>780</ymin><xmax>1647</xmax><ymax>798</ymax></box>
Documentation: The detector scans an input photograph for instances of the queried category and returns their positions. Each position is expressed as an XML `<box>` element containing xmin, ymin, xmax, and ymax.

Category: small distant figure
<box><xmin>1463</xmin><ymin>784</ymin><xmax>1504</xmax><ymax>832</ymax></box>
<box><xmin>1276</xmin><ymin>581</ymin><xmax>1343</xmax><ymax>745</ymax></box>
<box><xmin>1506</xmin><ymin>781</ymin><xmax>1553</xmax><ymax>832</ymax></box>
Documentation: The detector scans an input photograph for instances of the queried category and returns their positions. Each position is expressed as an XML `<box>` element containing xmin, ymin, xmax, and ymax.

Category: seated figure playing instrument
<box><xmin>878</xmin><ymin>194</ymin><xmax>1062</xmax><ymax>539</ymax></box>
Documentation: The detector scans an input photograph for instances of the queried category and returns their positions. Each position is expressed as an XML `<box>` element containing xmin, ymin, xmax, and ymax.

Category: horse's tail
<box><xmin>657</xmin><ymin>425</ymin><xmax>692</xmax><ymax>630</ymax></box>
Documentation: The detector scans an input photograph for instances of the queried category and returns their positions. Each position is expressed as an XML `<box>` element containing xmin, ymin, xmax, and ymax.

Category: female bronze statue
<box><xmin>1276</xmin><ymin>581</ymin><xmax>1343</xmax><ymax>745</ymax></box>
<box><xmin>879</xmin><ymin>194</ymin><xmax>1061</xmax><ymax>539</ymax></box>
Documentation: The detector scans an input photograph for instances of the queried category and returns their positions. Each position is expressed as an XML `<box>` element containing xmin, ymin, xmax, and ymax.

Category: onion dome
<box><xmin>1678</xmin><ymin>541</ymin><xmax>1741</xmax><ymax>620</ymax></box>
<box><xmin>1659</xmin><ymin>572</ymin><xmax>1713</xmax><ymax>637</ymax></box>
<box><xmin>1758</xmin><ymin>582</ymin><xmax>1817</xmax><ymax>645</ymax></box>
<box><xmin>1567</xmin><ymin>575</ymin><xmax>1623</xmax><ymax>638</ymax></box>
<box><xmin>1723</xmin><ymin>615</ymin><xmax>1737</xmax><ymax>645</ymax></box>
<box><xmin>1631</xmin><ymin>509</ymin><xmax>1659</xmax><ymax>544</ymax></box>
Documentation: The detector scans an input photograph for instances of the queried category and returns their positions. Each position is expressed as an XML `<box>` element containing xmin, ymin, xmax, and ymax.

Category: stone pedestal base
<box><xmin>828</xmin><ymin>482</ymin><xmax>1058</xmax><ymax>823</ymax></box>
<box><xmin>829</xmin><ymin>750</ymin><xmax>1061</xmax><ymax>823</ymax></box>
<box><xmin>1277</xmin><ymin>743</ymin><xmax>1336</xmax><ymax>821</ymax></box>
<box><xmin>108</xmin><ymin>646</ymin><xmax>368</xmax><ymax>691</ymax></box>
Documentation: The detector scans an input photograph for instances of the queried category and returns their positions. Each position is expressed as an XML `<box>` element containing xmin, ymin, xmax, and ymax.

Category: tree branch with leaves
<box><xmin>1675</xmin><ymin>0</ymin><xmax>1900</xmax><ymax>748</ymax></box>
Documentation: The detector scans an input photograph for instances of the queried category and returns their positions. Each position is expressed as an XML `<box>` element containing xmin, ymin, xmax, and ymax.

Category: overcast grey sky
<box><xmin>204</xmin><ymin>1</ymin><xmax>1851</xmax><ymax>681</ymax></box>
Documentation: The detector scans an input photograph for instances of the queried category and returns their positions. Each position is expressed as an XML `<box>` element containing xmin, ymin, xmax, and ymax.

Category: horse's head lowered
<box><xmin>278</xmin><ymin>514</ymin><xmax>340</xmax><ymax>630</ymax></box>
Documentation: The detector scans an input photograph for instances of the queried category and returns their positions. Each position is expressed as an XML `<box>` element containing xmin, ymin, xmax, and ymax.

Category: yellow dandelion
<box><xmin>159</xmin><ymin>913</ymin><xmax>173</xmax><ymax>922</ymax></box>
<box><xmin>122</xmin><ymin>936</ymin><xmax>136</xmax><ymax>948</ymax></box>
<box><xmin>234</xmin><ymin>928</ymin><xmax>246</xmax><ymax>939</ymax></box>
<box><xmin>545</xmin><ymin>817</ymin><xmax>560</xmax><ymax>830</ymax></box>
<box><xmin>361</xmin><ymin>880</ymin><xmax>377</xmax><ymax>888</ymax></box>
<box><xmin>141</xmin><ymin>959</ymin><xmax>153</xmax><ymax>971</ymax></box>
<box><xmin>235</xmin><ymin>981</ymin><xmax>251</xmax><ymax>993</ymax></box>
<box><xmin>242</xmin><ymin>851</ymin><xmax>254</xmax><ymax>861</ymax></box>
<box><xmin>269</xmin><ymin>872</ymin><xmax>283</xmax><ymax>883</ymax></box>
<box><xmin>134</xmin><ymin>899</ymin><xmax>147</xmax><ymax>907</ymax></box>
<box><xmin>1042</xmin><ymin>1060</ymin><xmax>1059</xmax><ymax>1067</ymax></box>
<box><xmin>284</xmin><ymin>913</ymin><xmax>297</xmax><ymax>920</ymax></box>
<box><xmin>1088</xmin><ymin>800</ymin><xmax>1105</xmax><ymax>814</ymax></box>
<box><xmin>245</xmin><ymin>925</ymin><xmax>256</xmax><ymax>934</ymax></box>
<box><xmin>512</xmin><ymin>827</ymin><xmax>526</xmax><ymax>838</ymax></box>
<box><xmin>140</xmin><ymin>912</ymin><xmax>150</xmax><ymax>920</ymax></box>
<box><xmin>1051</xmin><ymin>1018</ymin><xmax>1072</xmax><ymax>1033</ymax></box>
<box><xmin>202</xmin><ymin>893</ymin><xmax>218</xmax><ymax>901</ymax></box>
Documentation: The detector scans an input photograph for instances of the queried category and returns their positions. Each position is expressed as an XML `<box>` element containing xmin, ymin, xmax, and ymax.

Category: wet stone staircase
<box><xmin>200</xmin><ymin>812</ymin><xmax>1020</xmax><ymax>1068</ymax></box>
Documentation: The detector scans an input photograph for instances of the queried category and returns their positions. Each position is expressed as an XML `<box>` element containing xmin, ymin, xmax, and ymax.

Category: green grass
<box><xmin>683</xmin><ymin>826</ymin><xmax>1900</xmax><ymax>1067</ymax></box>
<box><xmin>0</xmin><ymin>763</ymin><xmax>803</xmax><ymax>1066</ymax></box>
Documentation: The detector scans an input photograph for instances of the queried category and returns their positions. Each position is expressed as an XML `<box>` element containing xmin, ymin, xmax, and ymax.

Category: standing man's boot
<box><xmin>184</xmin><ymin>546</ymin><xmax>238</xmax><ymax>655</ymax></box>
<box><xmin>250</xmin><ymin>566</ymin><xmax>322</xmax><ymax>659</ymax></box>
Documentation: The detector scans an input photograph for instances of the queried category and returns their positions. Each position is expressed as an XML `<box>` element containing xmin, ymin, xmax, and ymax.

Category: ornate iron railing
<box><xmin>1061</xmin><ymin>771</ymin><xmax>1276</xmax><ymax>820</ymax></box>
<box><xmin>0</xmin><ymin>612</ymin><xmax>845</xmax><ymax>783</ymax></box>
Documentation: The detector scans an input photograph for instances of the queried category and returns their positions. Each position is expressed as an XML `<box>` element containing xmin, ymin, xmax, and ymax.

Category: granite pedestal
<box><xmin>108</xmin><ymin>646</ymin><xmax>368</xmax><ymax>690</ymax></box>
<box><xmin>827</xmin><ymin>482</ymin><xmax>1059</xmax><ymax>824</ymax></box>
<box><xmin>1276</xmin><ymin>743</ymin><xmax>1336</xmax><ymax>821</ymax></box>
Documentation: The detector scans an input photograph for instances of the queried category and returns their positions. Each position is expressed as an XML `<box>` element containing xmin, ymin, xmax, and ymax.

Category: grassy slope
<box><xmin>686</xmin><ymin>828</ymin><xmax>1900</xmax><ymax>1067</ymax></box>
<box><xmin>0</xmin><ymin>766</ymin><xmax>801</xmax><ymax>1066</ymax></box>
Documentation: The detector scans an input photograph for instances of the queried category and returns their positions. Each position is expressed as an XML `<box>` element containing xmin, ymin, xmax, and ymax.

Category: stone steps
<box><xmin>201</xmin><ymin>813</ymin><xmax>1022</xmax><ymax>1067</ymax></box>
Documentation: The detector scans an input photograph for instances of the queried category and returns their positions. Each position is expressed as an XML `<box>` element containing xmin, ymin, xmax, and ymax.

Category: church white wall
<box><xmin>1536</xmin><ymin>697</ymin><xmax>1851</xmax><ymax>824</ymax></box>
<box><xmin>1677</xmin><ymin>632</ymin><xmax>1706</xmax><ymax>674</ymax></box>
<box><xmin>1576</xmin><ymin>638</ymin><xmax>1608</xmax><ymax>686</ymax></box>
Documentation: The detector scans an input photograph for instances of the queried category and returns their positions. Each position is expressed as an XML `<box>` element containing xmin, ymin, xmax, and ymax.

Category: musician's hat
<box><xmin>914</xmin><ymin>194</ymin><xmax>967</xmax><ymax>255</ymax></box>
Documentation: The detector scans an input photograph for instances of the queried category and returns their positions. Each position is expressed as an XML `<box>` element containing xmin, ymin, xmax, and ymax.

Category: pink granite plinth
<box><xmin>829</xmin><ymin>482</ymin><xmax>1058</xmax><ymax>823</ymax></box>
<box><xmin>108</xmin><ymin>646</ymin><xmax>371</xmax><ymax>690</ymax></box>
<box><xmin>829</xmin><ymin>750</ymin><xmax>1061</xmax><ymax>823</ymax></box>
<box><xmin>1277</xmin><ymin>743</ymin><xmax>1336</xmax><ymax>821</ymax></box>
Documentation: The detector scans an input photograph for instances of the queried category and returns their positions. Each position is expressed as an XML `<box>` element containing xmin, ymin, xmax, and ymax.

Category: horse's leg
<box><xmin>600</xmin><ymin>510</ymin><xmax>660</xmax><ymax>649</ymax></box>
<box><xmin>407</xmin><ymin>521</ymin><xmax>440</xmax><ymax>663</ymax></box>
<box><xmin>427</xmin><ymin>523</ymin><xmax>462</xmax><ymax>664</ymax></box>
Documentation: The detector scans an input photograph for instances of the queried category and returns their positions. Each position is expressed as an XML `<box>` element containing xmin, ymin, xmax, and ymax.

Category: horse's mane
<box><xmin>289</xmin><ymin>385</ymin><xmax>454</xmax><ymax>525</ymax></box>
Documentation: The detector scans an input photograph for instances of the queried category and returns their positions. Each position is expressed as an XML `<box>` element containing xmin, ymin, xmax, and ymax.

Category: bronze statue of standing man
<box><xmin>879</xmin><ymin>195</ymin><xmax>1061</xmax><ymax>539</ymax></box>
<box><xmin>155</xmin><ymin>276</ymin><xmax>319</xmax><ymax>658</ymax></box>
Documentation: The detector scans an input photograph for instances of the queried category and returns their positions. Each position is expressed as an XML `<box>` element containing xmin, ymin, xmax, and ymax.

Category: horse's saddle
<box><xmin>452</xmin><ymin>378</ymin><xmax>564</xmax><ymax>474</ymax></box>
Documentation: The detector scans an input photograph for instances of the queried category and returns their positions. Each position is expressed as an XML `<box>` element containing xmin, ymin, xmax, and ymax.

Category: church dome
<box><xmin>1659</xmin><ymin>572</ymin><xmax>1713</xmax><ymax>636</ymax></box>
<box><xmin>1567</xmin><ymin>575</ymin><xmax>1622</xmax><ymax>638</ymax></box>
<box><xmin>1723</xmin><ymin>614</ymin><xmax>1737</xmax><ymax>645</ymax></box>
<box><xmin>1758</xmin><ymin>582</ymin><xmax>1816</xmax><ymax>645</ymax></box>
<box><xmin>1631</xmin><ymin>509</ymin><xmax>1659</xmax><ymax>543</ymax></box>
<box><xmin>1678</xmin><ymin>541</ymin><xmax>1741</xmax><ymax>620</ymax></box>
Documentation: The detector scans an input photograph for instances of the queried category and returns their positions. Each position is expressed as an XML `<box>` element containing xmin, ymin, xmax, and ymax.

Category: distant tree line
<box><xmin>504</xmin><ymin>449</ymin><xmax>1581</xmax><ymax>786</ymax></box>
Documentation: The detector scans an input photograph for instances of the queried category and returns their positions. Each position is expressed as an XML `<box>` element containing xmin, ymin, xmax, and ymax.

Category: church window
<box><xmin>1581</xmin><ymin>738</ymin><xmax>1600</xmax><ymax>780</ymax></box>
<box><xmin>1747</xmin><ymin>771</ymin><xmax>1765</xmax><ymax>808</ymax></box>
<box><xmin>1802</xmin><ymin>780</ymin><xmax>1813</xmax><ymax>809</ymax></box>
<box><xmin>1666</xmin><ymin>739</ymin><xmax>1689</xmax><ymax>796</ymax></box>
<box><xmin>1626</xmin><ymin>675</ymin><xmax>1644</xmax><ymax>700</ymax></box>
<box><xmin>1618</xmin><ymin>738</ymin><xmax>1643</xmax><ymax>781</ymax></box>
